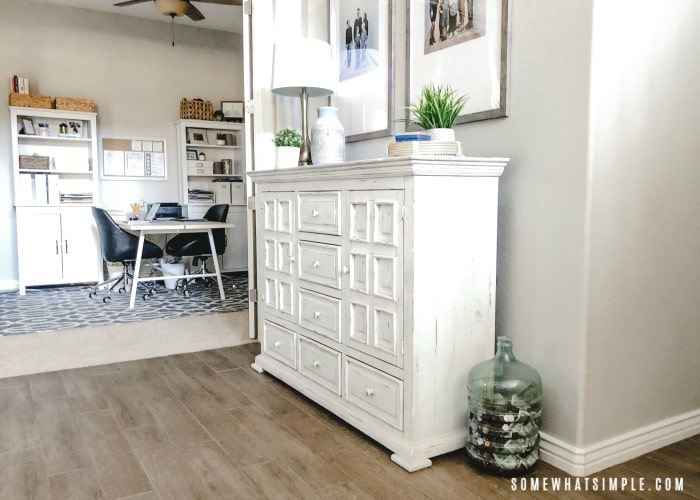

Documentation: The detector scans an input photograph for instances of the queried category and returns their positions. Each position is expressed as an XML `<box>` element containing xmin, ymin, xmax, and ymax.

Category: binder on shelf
<box><xmin>47</xmin><ymin>174</ymin><xmax>60</xmax><ymax>205</ymax></box>
<box><xmin>34</xmin><ymin>173</ymin><xmax>48</xmax><ymax>205</ymax></box>
<box><xmin>18</xmin><ymin>173</ymin><xmax>34</xmax><ymax>204</ymax></box>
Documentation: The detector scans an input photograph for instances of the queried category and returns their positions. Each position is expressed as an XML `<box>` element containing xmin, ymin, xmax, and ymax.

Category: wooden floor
<box><xmin>0</xmin><ymin>344</ymin><xmax>697</xmax><ymax>499</ymax></box>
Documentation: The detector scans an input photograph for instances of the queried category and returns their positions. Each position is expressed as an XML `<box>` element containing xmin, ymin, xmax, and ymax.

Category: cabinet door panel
<box><xmin>16</xmin><ymin>211</ymin><xmax>63</xmax><ymax>284</ymax></box>
<box><xmin>60</xmin><ymin>208</ymin><xmax>100</xmax><ymax>283</ymax></box>
<box><xmin>345</xmin><ymin>191</ymin><xmax>404</xmax><ymax>368</ymax></box>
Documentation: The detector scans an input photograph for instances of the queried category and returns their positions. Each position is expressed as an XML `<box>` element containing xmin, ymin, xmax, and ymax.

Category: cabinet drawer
<box><xmin>262</xmin><ymin>321</ymin><xmax>296</xmax><ymax>369</ymax></box>
<box><xmin>298</xmin><ymin>241</ymin><xmax>341</xmax><ymax>289</ymax></box>
<box><xmin>298</xmin><ymin>337</ymin><xmax>341</xmax><ymax>395</ymax></box>
<box><xmin>344</xmin><ymin>357</ymin><xmax>403</xmax><ymax>430</ymax></box>
<box><xmin>299</xmin><ymin>289</ymin><xmax>341</xmax><ymax>342</ymax></box>
<box><xmin>297</xmin><ymin>192</ymin><xmax>340</xmax><ymax>235</ymax></box>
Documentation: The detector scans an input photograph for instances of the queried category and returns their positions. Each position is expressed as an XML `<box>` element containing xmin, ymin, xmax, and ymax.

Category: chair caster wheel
<box><xmin>149</xmin><ymin>288</ymin><xmax>156</xmax><ymax>296</ymax></box>
<box><xmin>89</xmin><ymin>292</ymin><xmax>96</xmax><ymax>299</ymax></box>
<box><xmin>142</xmin><ymin>294</ymin><xmax>150</xmax><ymax>301</ymax></box>
<box><xmin>176</xmin><ymin>285</ymin><xmax>183</xmax><ymax>292</ymax></box>
<box><xmin>103</xmin><ymin>296</ymin><xmax>111</xmax><ymax>303</ymax></box>
<box><xmin>183</xmin><ymin>290</ymin><xmax>191</xmax><ymax>298</ymax></box>
<box><xmin>118</xmin><ymin>288</ymin><xmax>126</xmax><ymax>294</ymax></box>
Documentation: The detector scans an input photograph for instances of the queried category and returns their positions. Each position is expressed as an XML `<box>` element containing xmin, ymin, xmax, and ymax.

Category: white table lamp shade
<box><xmin>272</xmin><ymin>38</ymin><xmax>336</xmax><ymax>97</ymax></box>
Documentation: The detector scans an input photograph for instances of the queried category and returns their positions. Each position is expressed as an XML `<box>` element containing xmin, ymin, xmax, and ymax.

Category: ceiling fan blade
<box><xmin>185</xmin><ymin>2</ymin><xmax>206</xmax><ymax>21</ymax></box>
<box><xmin>192</xmin><ymin>0</ymin><xmax>242</xmax><ymax>5</ymax></box>
<box><xmin>113</xmin><ymin>0</ymin><xmax>151</xmax><ymax>6</ymax></box>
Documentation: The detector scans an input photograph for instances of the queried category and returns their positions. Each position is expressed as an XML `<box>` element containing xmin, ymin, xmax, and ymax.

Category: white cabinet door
<box><xmin>344</xmin><ymin>190</ymin><xmax>404</xmax><ymax>368</ymax></box>
<box><xmin>60</xmin><ymin>208</ymin><xmax>101</xmax><ymax>283</ymax></box>
<box><xmin>16</xmin><ymin>211</ymin><xmax>63</xmax><ymax>285</ymax></box>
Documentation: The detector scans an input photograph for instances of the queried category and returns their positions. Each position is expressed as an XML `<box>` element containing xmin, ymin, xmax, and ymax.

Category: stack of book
<box><xmin>387</xmin><ymin>133</ymin><xmax>463</xmax><ymax>157</ymax></box>
<box><xmin>10</xmin><ymin>75</ymin><xmax>30</xmax><ymax>94</ymax></box>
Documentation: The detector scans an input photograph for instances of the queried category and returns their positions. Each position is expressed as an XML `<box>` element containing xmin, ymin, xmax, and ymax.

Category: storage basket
<box><xmin>180</xmin><ymin>98</ymin><xmax>213</xmax><ymax>121</ymax></box>
<box><xmin>19</xmin><ymin>155</ymin><xmax>50</xmax><ymax>170</ymax></box>
<box><xmin>9</xmin><ymin>93</ymin><xmax>52</xmax><ymax>109</ymax></box>
<box><xmin>54</xmin><ymin>97</ymin><xmax>95</xmax><ymax>112</ymax></box>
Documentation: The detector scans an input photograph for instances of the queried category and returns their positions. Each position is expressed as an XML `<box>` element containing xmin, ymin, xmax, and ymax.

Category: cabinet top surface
<box><xmin>248</xmin><ymin>155</ymin><xmax>508</xmax><ymax>182</ymax></box>
<box><xmin>10</xmin><ymin>106</ymin><xmax>97</xmax><ymax>119</ymax></box>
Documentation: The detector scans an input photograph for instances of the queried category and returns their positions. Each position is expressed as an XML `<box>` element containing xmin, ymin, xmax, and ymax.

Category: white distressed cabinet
<box><xmin>249</xmin><ymin>156</ymin><xmax>507</xmax><ymax>471</ymax></box>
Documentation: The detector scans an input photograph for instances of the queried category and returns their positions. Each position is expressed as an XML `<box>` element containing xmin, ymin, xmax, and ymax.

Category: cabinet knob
<box><xmin>312</xmin><ymin>260</ymin><xmax>320</xmax><ymax>268</ymax></box>
<box><xmin>365</xmin><ymin>387</ymin><xmax>375</xmax><ymax>397</ymax></box>
<box><xmin>274</xmin><ymin>341</ymin><xmax>281</xmax><ymax>348</ymax></box>
<box><xmin>312</xmin><ymin>311</ymin><xmax>321</xmax><ymax>319</ymax></box>
<box><xmin>312</xmin><ymin>209</ymin><xmax>320</xmax><ymax>217</ymax></box>
<box><xmin>342</xmin><ymin>265</ymin><xmax>349</xmax><ymax>274</ymax></box>
<box><xmin>312</xmin><ymin>360</ymin><xmax>320</xmax><ymax>368</ymax></box>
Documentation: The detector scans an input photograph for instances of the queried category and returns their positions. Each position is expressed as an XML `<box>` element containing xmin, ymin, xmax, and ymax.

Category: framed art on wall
<box><xmin>407</xmin><ymin>0</ymin><xmax>511</xmax><ymax>125</ymax></box>
<box><xmin>329</xmin><ymin>0</ymin><xmax>395</xmax><ymax>142</ymax></box>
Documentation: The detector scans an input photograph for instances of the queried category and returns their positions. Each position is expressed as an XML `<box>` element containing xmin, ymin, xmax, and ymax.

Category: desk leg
<box><xmin>130</xmin><ymin>232</ymin><xmax>146</xmax><ymax>308</ymax></box>
<box><xmin>207</xmin><ymin>229</ymin><xmax>225</xmax><ymax>300</ymax></box>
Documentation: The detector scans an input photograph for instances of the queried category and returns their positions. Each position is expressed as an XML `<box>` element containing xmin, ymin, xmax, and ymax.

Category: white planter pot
<box><xmin>426</xmin><ymin>128</ymin><xmax>455</xmax><ymax>142</ymax></box>
<box><xmin>276</xmin><ymin>146</ymin><xmax>300</xmax><ymax>169</ymax></box>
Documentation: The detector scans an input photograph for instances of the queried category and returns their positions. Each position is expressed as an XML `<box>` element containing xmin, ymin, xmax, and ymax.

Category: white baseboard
<box><xmin>540</xmin><ymin>408</ymin><xmax>700</xmax><ymax>476</ymax></box>
<box><xmin>0</xmin><ymin>280</ymin><xmax>18</xmax><ymax>292</ymax></box>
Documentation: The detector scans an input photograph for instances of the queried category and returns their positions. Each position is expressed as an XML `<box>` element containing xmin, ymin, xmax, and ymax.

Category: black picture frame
<box><xmin>186</xmin><ymin>150</ymin><xmax>198</xmax><ymax>160</ymax></box>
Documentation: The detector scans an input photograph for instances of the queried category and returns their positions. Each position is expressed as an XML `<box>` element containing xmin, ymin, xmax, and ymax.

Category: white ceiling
<box><xmin>28</xmin><ymin>0</ymin><xmax>243</xmax><ymax>33</ymax></box>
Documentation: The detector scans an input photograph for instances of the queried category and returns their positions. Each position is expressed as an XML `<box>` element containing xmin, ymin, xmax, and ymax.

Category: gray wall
<box><xmin>0</xmin><ymin>0</ymin><xmax>243</xmax><ymax>288</ymax></box>
<box><xmin>340</xmin><ymin>0</ymin><xmax>700</xmax><ymax>451</ymax></box>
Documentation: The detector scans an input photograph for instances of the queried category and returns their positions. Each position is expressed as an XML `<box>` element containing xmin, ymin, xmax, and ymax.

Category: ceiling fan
<box><xmin>113</xmin><ymin>0</ymin><xmax>241</xmax><ymax>22</ymax></box>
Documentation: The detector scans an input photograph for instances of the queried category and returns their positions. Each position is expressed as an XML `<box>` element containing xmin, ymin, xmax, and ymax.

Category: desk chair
<box><xmin>90</xmin><ymin>207</ymin><xmax>164</xmax><ymax>303</ymax></box>
<box><xmin>165</xmin><ymin>204</ymin><xmax>229</xmax><ymax>295</ymax></box>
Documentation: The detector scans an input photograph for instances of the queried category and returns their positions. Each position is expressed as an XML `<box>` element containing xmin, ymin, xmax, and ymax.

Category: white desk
<box><xmin>118</xmin><ymin>220</ymin><xmax>234</xmax><ymax>308</ymax></box>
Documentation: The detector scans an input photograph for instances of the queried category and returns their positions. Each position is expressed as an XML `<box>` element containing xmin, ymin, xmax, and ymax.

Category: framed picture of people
<box><xmin>329</xmin><ymin>0</ymin><xmax>396</xmax><ymax>142</ymax></box>
<box><xmin>407</xmin><ymin>0</ymin><xmax>511</xmax><ymax>124</ymax></box>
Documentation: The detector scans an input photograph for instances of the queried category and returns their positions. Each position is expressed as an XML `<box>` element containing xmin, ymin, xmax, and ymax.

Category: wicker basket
<box><xmin>55</xmin><ymin>97</ymin><xmax>95</xmax><ymax>112</ymax></box>
<box><xmin>180</xmin><ymin>98</ymin><xmax>213</xmax><ymax>121</ymax></box>
<box><xmin>19</xmin><ymin>155</ymin><xmax>50</xmax><ymax>170</ymax></box>
<box><xmin>9</xmin><ymin>93</ymin><xmax>52</xmax><ymax>109</ymax></box>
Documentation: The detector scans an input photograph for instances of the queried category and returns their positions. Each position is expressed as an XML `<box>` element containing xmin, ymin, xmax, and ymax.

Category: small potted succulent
<box><xmin>274</xmin><ymin>127</ymin><xmax>302</xmax><ymax>168</ymax></box>
<box><xmin>405</xmin><ymin>83</ymin><xmax>469</xmax><ymax>141</ymax></box>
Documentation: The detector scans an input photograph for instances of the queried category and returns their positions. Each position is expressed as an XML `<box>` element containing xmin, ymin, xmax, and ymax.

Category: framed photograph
<box><xmin>186</xmin><ymin>128</ymin><xmax>208</xmax><ymax>145</ymax></box>
<box><xmin>221</xmin><ymin>101</ymin><xmax>244</xmax><ymax>122</ymax></box>
<box><xmin>186</xmin><ymin>149</ymin><xmax>198</xmax><ymax>160</ymax></box>
<box><xmin>407</xmin><ymin>0</ymin><xmax>511</xmax><ymax>125</ymax></box>
<box><xmin>329</xmin><ymin>0</ymin><xmax>395</xmax><ymax>142</ymax></box>
<box><xmin>21</xmin><ymin>118</ymin><xmax>35</xmax><ymax>135</ymax></box>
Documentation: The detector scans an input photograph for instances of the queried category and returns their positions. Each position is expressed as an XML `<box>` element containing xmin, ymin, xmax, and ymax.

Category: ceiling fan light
<box><xmin>155</xmin><ymin>0</ymin><xmax>188</xmax><ymax>17</ymax></box>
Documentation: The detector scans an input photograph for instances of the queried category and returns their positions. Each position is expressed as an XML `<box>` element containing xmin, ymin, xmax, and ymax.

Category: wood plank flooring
<box><xmin>1</xmin><ymin>344</ymin><xmax>697</xmax><ymax>499</ymax></box>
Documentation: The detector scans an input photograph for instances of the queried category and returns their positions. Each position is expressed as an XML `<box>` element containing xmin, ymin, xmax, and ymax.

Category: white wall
<box><xmin>0</xmin><ymin>0</ymin><xmax>243</xmax><ymax>285</ymax></box>
<box><xmin>584</xmin><ymin>0</ymin><xmax>700</xmax><ymax>445</ymax></box>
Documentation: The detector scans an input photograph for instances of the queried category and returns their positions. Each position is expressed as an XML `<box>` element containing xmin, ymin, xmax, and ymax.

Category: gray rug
<box><xmin>0</xmin><ymin>273</ymin><xmax>248</xmax><ymax>336</ymax></box>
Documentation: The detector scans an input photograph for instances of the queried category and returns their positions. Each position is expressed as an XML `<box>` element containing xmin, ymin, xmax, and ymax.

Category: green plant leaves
<box><xmin>274</xmin><ymin>127</ymin><xmax>302</xmax><ymax>147</ymax></box>
<box><xmin>406</xmin><ymin>84</ymin><xmax>468</xmax><ymax>130</ymax></box>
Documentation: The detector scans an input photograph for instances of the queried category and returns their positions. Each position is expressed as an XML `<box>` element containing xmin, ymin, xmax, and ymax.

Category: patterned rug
<box><xmin>0</xmin><ymin>273</ymin><xmax>248</xmax><ymax>336</ymax></box>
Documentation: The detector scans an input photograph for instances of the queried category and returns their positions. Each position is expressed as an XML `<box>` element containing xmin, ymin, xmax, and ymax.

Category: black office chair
<box><xmin>165</xmin><ymin>204</ymin><xmax>229</xmax><ymax>295</ymax></box>
<box><xmin>90</xmin><ymin>207</ymin><xmax>164</xmax><ymax>303</ymax></box>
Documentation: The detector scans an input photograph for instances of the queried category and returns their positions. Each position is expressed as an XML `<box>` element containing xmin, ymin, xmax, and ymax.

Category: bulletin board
<box><xmin>101</xmin><ymin>137</ymin><xmax>167</xmax><ymax>180</ymax></box>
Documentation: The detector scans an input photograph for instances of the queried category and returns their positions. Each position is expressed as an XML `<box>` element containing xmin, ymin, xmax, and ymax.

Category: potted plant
<box><xmin>274</xmin><ymin>127</ymin><xmax>302</xmax><ymax>168</ymax></box>
<box><xmin>405</xmin><ymin>83</ymin><xmax>468</xmax><ymax>141</ymax></box>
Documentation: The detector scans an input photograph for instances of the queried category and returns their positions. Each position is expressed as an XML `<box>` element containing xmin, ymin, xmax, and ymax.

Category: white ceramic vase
<box><xmin>426</xmin><ymin>128</ymin><xmax>455</xmax><ymax>142</ymax></box>
<box><xmin>311</xmin><ymin>106</ymin><xmax>345</xmax><ymax>165</ymax></box>
<box><xmin>276</xmin><ymin>146</ymin><xmax>300</xmax><ymax>169</ymax></box>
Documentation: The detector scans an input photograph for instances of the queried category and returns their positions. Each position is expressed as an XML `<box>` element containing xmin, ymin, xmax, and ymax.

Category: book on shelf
<box><xmin>10</xmin><ymin>75</ymin><xmax>30</xmax><ymax>94</ymax></box>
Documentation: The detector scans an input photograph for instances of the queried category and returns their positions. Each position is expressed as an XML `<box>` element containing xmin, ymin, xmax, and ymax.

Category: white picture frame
<box><xmin>187</xmin><ymin>128</ymin><xmax>208</xmax><ymax>145</ymax></box>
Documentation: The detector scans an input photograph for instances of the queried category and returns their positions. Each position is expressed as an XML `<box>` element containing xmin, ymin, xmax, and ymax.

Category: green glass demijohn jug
<box><xmin>466</xmin><ymin>336</ymin><xmax>543</xmax><ymax>474</ymax></box>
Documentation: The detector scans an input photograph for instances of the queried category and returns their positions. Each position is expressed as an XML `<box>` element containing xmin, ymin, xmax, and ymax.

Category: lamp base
<box><xmin>298</xmin><ymin>87</ymin><xmax>312</xmax><ymax>166</ymax></box>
